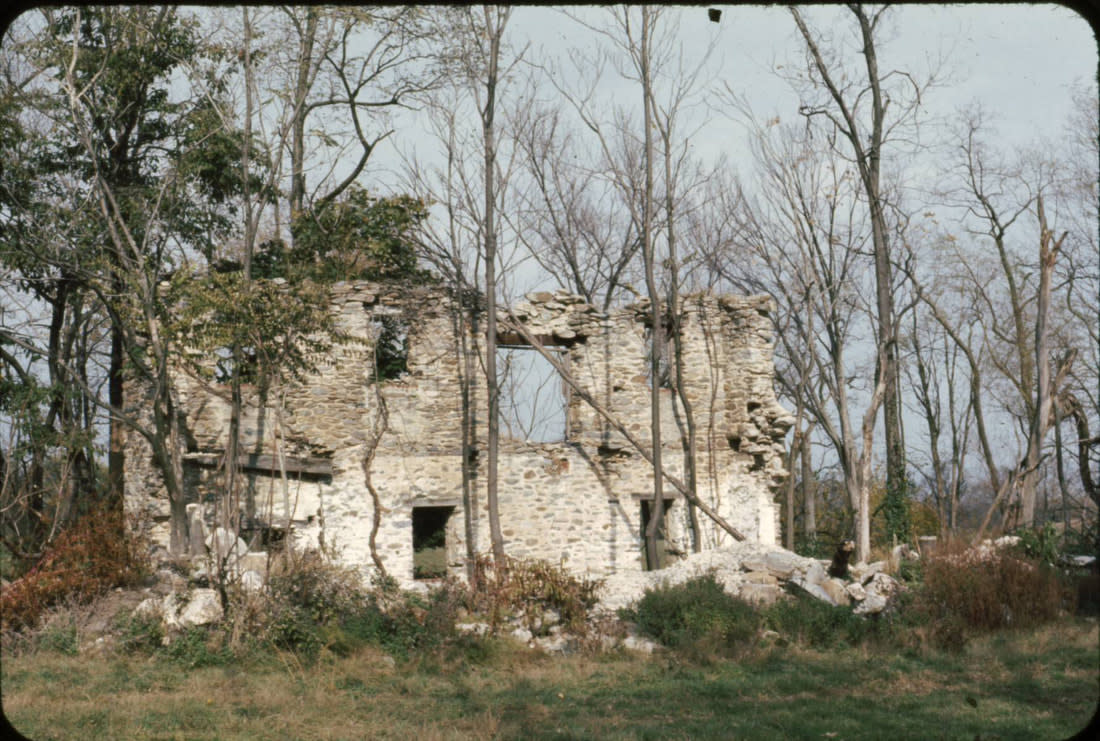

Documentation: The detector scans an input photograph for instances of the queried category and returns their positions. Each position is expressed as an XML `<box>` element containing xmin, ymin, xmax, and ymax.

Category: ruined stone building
<box><xmin>125</xmin><ymin>280</ymin><xmax>794</xmax><ymax>585</ymax></box>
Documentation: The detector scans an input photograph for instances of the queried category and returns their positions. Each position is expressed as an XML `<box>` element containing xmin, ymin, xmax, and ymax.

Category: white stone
<box><xmin>206</xmin><ymin>527</ymin><xmax>248</xmax><ymax>564</ymax></box>
<box><xmin>740</xmin><ymin>582</ymin><xmax>783</xmax><ymax>606</ymax></box>
<box><xmin>238</xmin><ymin>552</ymin><xmax>268</xmax><ymax>575</ymax></box>
<box><xmin>134</xmin><ymin>597</ymin><xmax>163</xmax><ymax>619</ymax></box>
<box><xmin>161</xmin><ymin>594</ymin><xmax>183</xmax><ymax>630</ymax></box>
<box><xmin>510</xmin><ymin>627</ymin><xmax>533</xmax><ymax>643</ymax></box>
<box><xmin>797</xmin><ymin>581</ymin><xmax>836</xmax><ymax>605</ymax></box>
<box><xmin>853</xmin><ymin>592</ymin><xmax>888</xmax><ymax>615</ymax></box>
<box><xmin>850</xmin><ymin>560</ymin><xmax>886</xmax><ymax>582</ymax></box>
<box><xmin>866</xmin><ymin>572</ymin><xmax>899</xmax><ymax>598</ymax></box>
<box><xmin>821</xmin><ymin>578</ymin><xmax>850</xmax><ymax>606</ymax></box>
<box><xmin>764</xmin><ymin>550</ymin><xmax>802</xmax><ymax>578</ymax></box>
<box><xmin>239</xmin><ymin>570</ymin><xmax>264</xmax><ymax>591</ymax></box>
<box><xmin>455</xmin><ymin>622</ymin><xmax>490</xmax><ymax>636</ymax></box>
<box><xmin>845</xmin><ymin>582</ymin><xmax>868</xmax><ymax>602</ymax></box>
<box><xmin>801</xmin><ymin>560</ymin><xmax>828</xmax><ymax>588</ymax></box>
<box><xmin>622</xmin><ymin>634</ymin><xmax>661</xmax><ymax>653</ymax></box>
<box><xmin>178</xmin><ymin>588</ymin><xmax>224</xmax><ymax>627</ymax></box>
<box><xmin>533</xmin><ymin>634</ymin><xmax>570</xmax><ymax>653</ymax></box>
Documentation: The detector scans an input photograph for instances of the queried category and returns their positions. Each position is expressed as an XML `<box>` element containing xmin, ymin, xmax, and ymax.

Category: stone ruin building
<box><xmin>124</xmin><ymin>280</ymin><xmax>794</xmax><ymax>586</ymax></box>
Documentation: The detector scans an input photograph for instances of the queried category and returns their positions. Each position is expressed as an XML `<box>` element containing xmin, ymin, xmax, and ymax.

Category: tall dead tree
<box><xmin>790</xmin><ymin>5</ymin><xmax>934</xmax><ymax>547</ymax></box>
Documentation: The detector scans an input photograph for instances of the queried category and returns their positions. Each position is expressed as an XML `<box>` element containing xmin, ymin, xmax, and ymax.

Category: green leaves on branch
<box><xmin>254</xmin><ymin>187</ymin><xmax>428</xmax><ymax>283</ymax></box>
<box><xmin>166</xmin><ymin>272</ymin><xmax>346</xmax><ymax>388</ymax></box>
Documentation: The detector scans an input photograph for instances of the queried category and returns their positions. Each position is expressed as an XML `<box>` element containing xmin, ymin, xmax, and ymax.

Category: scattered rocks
<box><xmin>598</xmin><ymin>541</ymin><xmax>903</xmax><ymax>616</ymax></box>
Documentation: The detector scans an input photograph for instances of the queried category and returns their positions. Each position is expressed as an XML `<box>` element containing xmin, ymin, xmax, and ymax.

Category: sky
<box><xmin>377</xmin><ymin>4</ymin><xmax>1097</xmax><ymax>194</ymax></box>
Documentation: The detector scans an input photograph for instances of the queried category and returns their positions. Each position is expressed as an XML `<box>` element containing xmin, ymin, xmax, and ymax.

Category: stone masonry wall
<box><xmin>124</xmin><ymin>281</ymin><xmax>793</xmax><ymax>585</ymax></box>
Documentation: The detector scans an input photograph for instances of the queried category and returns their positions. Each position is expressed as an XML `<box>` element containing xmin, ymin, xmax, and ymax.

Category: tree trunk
<box><xmin>480</xmin><ymin>5</ymin><xmax>507</xmax><ymax>564</ymax></box>
<box><xmin>638</xmin><ymin>8</ymin><xmax>665</xmax><ymax>571</ymax></box>
<box><xmin>801</xmin><ymin>426</ymin><xmax>816</xmax><ymax>543</ymax></box>
<box><xmin>1017</xmin><ymin>197</ymin><xmax>1066</xmax><ymax>527</ymax></box>
<box><xmin>289</xmin><ymin>8</ymin><xmax>318</xmax><ymax>221</ymax></box>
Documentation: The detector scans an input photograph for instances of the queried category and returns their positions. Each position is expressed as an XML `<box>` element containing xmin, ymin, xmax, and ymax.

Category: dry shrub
<box><xmin>916</xmin><ymin>546</ymin><xmax>1064</xmax><ymax>632</ymax></box>
<box><xmin>223</xmin><ymin>548</ymin><xmax>369</xmax><ymax>659</ymax></box>
<box><xmin>0</xmin><ymin>505</ymin><xmax>147</xmax><ymax>633</ymax></box>
<box><xmin>471</xmin><ymin>555</ymin><xmax>603</xmax><ymax>636</ymax></box>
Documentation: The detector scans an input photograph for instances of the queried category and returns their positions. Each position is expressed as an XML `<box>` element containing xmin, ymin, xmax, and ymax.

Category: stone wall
<box><xmin>124</xmin><ymin>280</ymin><xmax>793</xmax><ymax>585</ymax></box>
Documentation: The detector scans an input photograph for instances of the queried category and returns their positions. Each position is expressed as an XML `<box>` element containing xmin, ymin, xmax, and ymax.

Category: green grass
<box><xmin>3</xmin><ymin>619</ymin><xmax>1096</xmax><ymax>740</ymax></box>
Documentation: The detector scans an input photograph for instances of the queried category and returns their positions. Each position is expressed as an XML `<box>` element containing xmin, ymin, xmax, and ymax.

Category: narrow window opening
<box><xmin>640</xmin><ymin>498</ymin><xmax>676</xmax><ymax>571</ymax></box>
<box><xmin>412</xmin><ymin>505</ymin><xmax>453</xmax><ymax>579</ymax></box>
<box><xmin>497</xmin><ymin>345</ymin><xmax>568</xmax><ymax>443</ymax></box>
<box><xmin>371</xmin><ymin>315</ymin><xmax>409</xmax><ymax>381</ymax></box>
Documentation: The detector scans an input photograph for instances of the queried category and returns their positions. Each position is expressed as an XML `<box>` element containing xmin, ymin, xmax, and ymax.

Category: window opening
<box><xmin>371</xmin><ymin>314</ymin><xmax>409</xmax><ymax>381</ymax></box>
<box><xmin>640</xmin><ymin>498</ymin><xmax>676</xmax><ymax>571</ymax></box>
<box><xmin>497</xmin><ymin>345</ymin><xmax>568</xmax><ymax>443</ymax></box>
<box><xmin>412</xmin><ymin>506</ymin><xmax>453</xmax><ymax>579</ymax></box>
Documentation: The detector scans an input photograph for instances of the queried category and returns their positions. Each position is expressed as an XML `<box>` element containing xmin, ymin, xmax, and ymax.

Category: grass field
<box><xmin>3</xmin><ymin>618</ymin><xmax>1096</xmax><ymax>740</ymax></box>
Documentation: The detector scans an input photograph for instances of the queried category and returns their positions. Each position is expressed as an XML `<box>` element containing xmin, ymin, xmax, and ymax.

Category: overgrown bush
<box><xmin>916</xmin><ymin>549</ymin><xmax>1064</xmax><ymax>632</ymax></box>
<box><xmin>472</xmin><ymin>555</ymin><xmax>603</xmax><ymax>636</ymax></box>
<box><xmin>762</xmin><ymin>593</ymin><xmax>891</xmax><ymax>649</ymax></box>
<box><xmin>0</xmin><ymin>505</ymin><xmax>147</xmax><ymax>633</ymax></box>
<box><xmin>164</xmin><ymin>626</ymin><xmax>232</xmax><ymax>668</ymax></box>
<box><xmin>228</xmin><ymin>550</ymin><xmax>471</xmax><ymax>662</ymax></box>
<box><xmin>624</xmin><ymin>573</ymin><xmax>759</xmax><ymax>657</ymax></box>
<box><xmin>115</xmin><ymin>613</ymin><xmax>165</xmax><ymax>654</ymax></box>
<box><xmin>265</xmin><ymin>548</ymin><xmax>368</xmax><ymax>626</ymax></box>
<box><xmin>35</xmin><ymin>618</ymin><xmax>79</xmax><ymax>655</ymax></box>
<box><xmin>1012</xmin><ymin>522</ymin><xmax>1061</xmax><ymax>567</ymax></box>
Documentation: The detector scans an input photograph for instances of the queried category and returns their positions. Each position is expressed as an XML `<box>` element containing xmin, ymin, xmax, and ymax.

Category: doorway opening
<box><xmin>412</xmin><ymin>506</ymin><xmax>454</xmax><ymax>579</ymax></box>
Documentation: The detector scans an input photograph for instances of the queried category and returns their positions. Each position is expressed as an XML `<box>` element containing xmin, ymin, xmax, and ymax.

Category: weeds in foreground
<box><xmin>625</xmin><ymin>549</ymin><xmax>1073</xmax><ymax>660</ymax></box>
<box><xmin>916</xmin><ymin>547</ymin><xmax>1066</xmax><ymax>631</ymax></box>
<box><xmin>4</xmin><ymin>619</ymin><xmax>1096</xmax><ymax>741</ymax></box>
<box><xmin>0</xmin><ymin>506</ymin><xmax>148</xmax><ymax>633</ymax></box>
<box><xmin>621</xmin><ymin>573</ymin><xmax>757</xmax><ymax>658</ymax></box>
<box><xmin>471</xmin><ymin>555</ymin><xmax>604</xmax><ymax>636</ymax></box>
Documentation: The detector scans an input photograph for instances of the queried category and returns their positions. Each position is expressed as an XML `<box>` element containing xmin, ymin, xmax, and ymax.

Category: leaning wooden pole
<box><xmin>498</xmin><ymin>312</ymin><xmax>746</xmax><ymax>542</ymax></box>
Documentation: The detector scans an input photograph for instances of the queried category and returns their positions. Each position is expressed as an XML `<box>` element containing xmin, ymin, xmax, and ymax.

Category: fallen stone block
<box><xmin>853</xmin><ymin>592</ymin><xmax>888</xmax><ymax>615</ymax></box>
<box><xmin>178</xmin><ymin>588</ymin><xmax>223</xmax><ymax>628</ymax></box>
<box><xmin>764</xmin><ymin>550</ymin><xmax>803</xmax><ymax>578</ymax></box>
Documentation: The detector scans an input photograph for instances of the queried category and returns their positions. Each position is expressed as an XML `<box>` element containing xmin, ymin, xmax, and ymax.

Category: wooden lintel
<box><xmin>497</xmin><ymin>331</ymin><xmax>558</xmax><ymax>347</ymax></box>
<box><xmin>184</xmin><ymin>452</ymin><xmax>332</xmax><ymax>477</ymax></box>
<box><xmin>630</xmin><ymin>491</ymin><xmax>682</xmax><ymax>500</ymax></box>
<box><xmin>411</xmin><ymin>498</ymin><xmax>461</xmax><ymax>509</ymax></box>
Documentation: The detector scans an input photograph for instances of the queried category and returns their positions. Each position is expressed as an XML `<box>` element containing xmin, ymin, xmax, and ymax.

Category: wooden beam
<box><xmin>183</xmin><ymin>452</ymin><xmax>332</xmax><ymax>477</ymax></box>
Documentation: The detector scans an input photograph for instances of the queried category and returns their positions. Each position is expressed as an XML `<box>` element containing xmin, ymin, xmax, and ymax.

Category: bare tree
<box><xmin>788</xmin><ymin>4</ymin><xmax>939</xmax><ymax>545</ymax></box>
<box><xmin>507</xmin><ymin>97</ymin><xmax>642</xmax><ymax>310</ymax></box>
<box><xmin>402</xmin><ymin>7</ymin><xmax>528</xmax><ymax>567</ymax></box>
<box><xmin>708</xmin><ymin>105</ymin><xmax>883</xmax><ymax>560</ymax></box>
<box><xmin>903</xmin><ymin>107</ymin><xmax>1088</xmax><ymax>537</ymax></box>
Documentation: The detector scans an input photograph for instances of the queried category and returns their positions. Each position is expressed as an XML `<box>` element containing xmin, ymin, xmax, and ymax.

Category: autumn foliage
<box><xmin>1</xmin><ymin>506</ymin><xmax>147</xmax><ymax>632</ymax></box>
